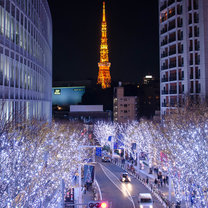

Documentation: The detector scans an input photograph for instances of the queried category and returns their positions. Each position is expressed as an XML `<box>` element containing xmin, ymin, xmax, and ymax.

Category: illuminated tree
<box><xmin>154</xmin><ymin>103</ymin><xmax>208</xmax><ymax>207</ymax></box>
<box><xmin>0</xmin><ymin>119</ymin><xmax>88</xmax><ymax>208</ymax></box>
<box><xmin>93</xmin><ymin>121</ymin><xmax>117</xmax><ymax>146</ymax></box>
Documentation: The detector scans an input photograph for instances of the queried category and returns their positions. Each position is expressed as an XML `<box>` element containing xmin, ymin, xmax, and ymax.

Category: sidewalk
<box><xmin>82</xmin><ymin>185</ymin><xmax>94</xmax><ymax>208</ymax></box>
<box><xmin>82</xmin><ymin>180</ymin><xmax>101</xmax><ymax>208</ymax></box>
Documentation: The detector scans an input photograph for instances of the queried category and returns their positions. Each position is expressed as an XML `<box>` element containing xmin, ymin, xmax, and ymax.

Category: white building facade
<box><xmin>0</xmin><ymin>0</ymin><xmax>52</xmax><ymax>121</ymax></box>
<box><xmin>159</xmin><ymin>0</ymin><xmax>208</xmax><ymax>114</ymax></box>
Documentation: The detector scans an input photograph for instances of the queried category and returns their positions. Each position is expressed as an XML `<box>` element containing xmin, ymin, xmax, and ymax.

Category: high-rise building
<box><xmin>159</xmin><ymin>0</ymin><xmax>208</xmax><ymax>114</ymax></box>
<box><xmin>97</xmin><ymin>1</ymin><xmax>111</xmax><ymax>89</ymax></box>
<box><xmin>0</xmin><ymin>0</ymin><xmax>52</xmax><ymax>121</ymax></box>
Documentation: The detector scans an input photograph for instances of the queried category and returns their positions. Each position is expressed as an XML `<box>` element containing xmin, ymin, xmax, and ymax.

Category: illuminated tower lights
<box><xmin>97</xmin><ymin>1</ymin><xmax>111</xmax><ymax>89</ymax></box>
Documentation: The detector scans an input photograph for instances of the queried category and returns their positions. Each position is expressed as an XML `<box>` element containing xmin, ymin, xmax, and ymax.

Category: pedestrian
<box><xmin>163</xmin><ymin>176</ymin><xmax>166</xmax><ymax>186</ymax></box>
<box><xmin>166</xmin><ymin>175</ymin><xmax>169</xmax><ymax>185</ymax></box>
<box><xmin>83</xmin><ymin>185</ymin><xmax>87</xmax><ymax>194</ymax></box>
<box><xmin>160</xmin><ymin>178</ymin><xmax>163</xmax><ymax>187</ymax></box>
<box><xmin>154</xmin><ymin>178</ymin><xmax>158</xmax><ymax>186</ymax></box>
<box><xmin>146</xmin><ymin>177</ymin><xmax>149</xmax><ymax>184</ymax></box>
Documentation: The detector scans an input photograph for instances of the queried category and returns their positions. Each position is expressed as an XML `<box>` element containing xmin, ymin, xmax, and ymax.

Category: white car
<box><xmin>138</xmin><ymin>193</ymin><xmax>153</xmax><ymax>208</ymax></box>
<box><xmin>120</xmin><ymin>173</ymin><xmax>131</xmax><ymax>182</ymax></box>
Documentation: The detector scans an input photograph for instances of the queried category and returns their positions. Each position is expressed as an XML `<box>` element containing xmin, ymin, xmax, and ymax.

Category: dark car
<box><xmin>102</xmin><ymin>156</ymin><xmax>111</xmax><ymax>162</ymax></box>
<box><xmin>120</xmin><ymin>173</ymin><xmax>131</xmax><ymax>182</ymax></box>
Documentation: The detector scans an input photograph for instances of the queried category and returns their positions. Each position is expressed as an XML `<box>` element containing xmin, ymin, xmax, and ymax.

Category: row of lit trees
<box><xmin>0</xmin><ymin>111</ymin><xmax>88</xmax><ymax>208</ymax></box>
<box><xmin>93</xmin><ymin>103</ymin><xmax>208</xmax><ymax>207</ymax></box>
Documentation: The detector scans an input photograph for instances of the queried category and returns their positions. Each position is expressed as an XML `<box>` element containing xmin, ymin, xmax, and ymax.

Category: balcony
<box><xmin>161</xmin><ymin>28</ymin><xmax>168</xmax><ymax>34</ymax></box>
<box><xmin>168</xmin><ymin>0</ymin><xmax>175</xmax><ymax>6</ymax></box>
<box><xmin>169</xmin><ymin>62</ymin><xmax>176</xmax><ymax>68</ymax></box>
<box><xmin>194</xmin><ymin>31</ymin><xmax>199</xmax><ymax>37</ymax></box>
<box><xmin>169</xmin><ymin>37</ymin><xmax>176</xmax><ymax>43</ymax></box>
<box><xmin>195</xmin><ymin>44</ymin><xmax>200</xmax><ymax>51</ymax></box>
<box><xmin>161</xmin><ymin>16</ymin><xmax>168</xmax><ymax>22</ymax></box>
<box><xmin>179</xmin><ymin>76</ymin><xmax>184</xmax><ymax>80</ymax></box>
<box><xmin>178</xmin><ymin>21</ymin><xmax>183</xmax><ymax>27</ymax></box>
<box><xmin>177</xmin><ymin>7</ymin><xmax>182</xmax><ymax>15</ymax></box>
<box><xmin>178</xmin><ymin>62</ymin><xmax>184</xmax><ymax>67</ymax></box>
<box><xmin>168</xmin><ymin>11</ymin><xmax>175</xmax><ymax>19</ymax></box>
<box><xmin>162</xmin><ymin>90</ymin><xmax>168</xmax><ymax>95</ymax></box>
<box><xmin>178</xmin><ymin>48</ymin><xmax>183</xmax><ymax>54</ymax></box>
<box><xmin>161</xmin><ymin>40</ymin><xmax>168</xmax><ymax>46</ymax></box>
<box><xmin>170</xmin><ymin>89</ymin><xmax>177</xmax><ymax>94</ymax></box>
<box><xmin>161</xmin><ymin>65</ymin><xmax>168</xmax><ymax>70</ymax></box>
<box><xmin>169</xmin><ymin>76</ymin><xmax>177</xmax><ymax>81</ymax></box>
<box><xmin>194</xmin><ymin>18</ymin><xmax>199</xmax><ymax>24</ymax></box>
<box><xmin>195</xmin><ymin>59</ymin><xmax>200</xmax><ymax>65</ymax></box>
<box><xmin>160</xmin><ymin>1</ymin><xmax>167</xmax><ymax>11</ymax></box>
<box><xmin>196</xmin><ymin>88</ymin><xmax>201</xmax><ymax>93</ymax></box>
<box><xmin>162</xmin><ymin>102</ymin><xmax>167</xmax><ymax>107</ymax></box>
<box><xmin>168</xmin><ymin>24</ymin><xmax>176</xmax><ymax>31</ymax></box>
<box><xmin>194</xmin><ymin>3</ymin><xmax>199</xmax><ymax>10</ymax></box>
<box><xmin>189</xmin><ymin>19</ymin><xmax>192</xmax><ymax>24</ymax></box>
<box><xmin>169</xmin><ymin>49</ymin><xmax>176</xmax><ymax>55</ymax></box>
<box><xmin>162</xmin><ymin>77</ymin><xmax>168</xmax><ymax>82</ymax></box>
<box><xmin>178</xmin><ymin>34</ymin><xmax>183</xmax><ymax>40</ymax></box>
<box><xmin>179</xmin><ymin>89</ymin><xmax>183</xmax><ymax>94</ymax></box>
<box><xmin>196</xmin><ymin>73</ymin><xmax>200</xmax><ymax>79</ymax></box>
<box><xmin>161</xmin><ymin>52</ymin><xmax>168</xmax><ymax>58</ymax></box>
<box><xmin>170</xmin><ymin>102</ymin><xmax>177</xmax><ymax>107</ymax></box>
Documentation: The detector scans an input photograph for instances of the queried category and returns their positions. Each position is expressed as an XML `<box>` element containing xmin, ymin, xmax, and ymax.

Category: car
<box><xmin>120</xmin><ymin>173</ymin><xmax>131</xmax><ymax>182</ymax></box>
<box><xmin>102</xmin><ymin>156</ymin><xmax>111</xmax><ymax>162</ymax></box>
<box><xmin>138</xmin><ymin>193</ymin><xmax>153</xmax><ymax>208</ymax></box>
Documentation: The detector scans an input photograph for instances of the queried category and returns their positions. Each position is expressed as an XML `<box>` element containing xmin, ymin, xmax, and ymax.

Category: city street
<box><xmin>95</xmin><ymin>160</ymin><xmax>164</xmax><ymax>208</ymax></box>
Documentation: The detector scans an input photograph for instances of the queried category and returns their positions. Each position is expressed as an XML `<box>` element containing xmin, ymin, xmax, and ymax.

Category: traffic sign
<box><xmin>96</xmin><ymin>147</ymin><xmax>102</xmax><ymax>156</ymax></box>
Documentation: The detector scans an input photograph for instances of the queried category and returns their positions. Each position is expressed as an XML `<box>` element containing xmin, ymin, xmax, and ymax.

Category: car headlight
<box><xmin>139</xmin><ymin>205</ymin><xmax>143</xmax><ymax>208</ymax></box>
<box><xmin>122</xmin><ymin>178</ymin><xmax>125</xmax><ymax>182</ymax></box>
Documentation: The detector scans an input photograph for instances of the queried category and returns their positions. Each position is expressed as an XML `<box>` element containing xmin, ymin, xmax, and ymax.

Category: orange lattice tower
<box><xmin>97</xmin><ymin>1</ymin><xmax>111</xmax><ymax>89</ymax></box>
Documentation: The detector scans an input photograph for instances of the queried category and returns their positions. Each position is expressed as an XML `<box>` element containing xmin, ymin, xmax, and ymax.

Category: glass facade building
<box><xmin>0</xmin><ymin>0</ymin><xmax>52</xmax><ymax>121</ymax></box>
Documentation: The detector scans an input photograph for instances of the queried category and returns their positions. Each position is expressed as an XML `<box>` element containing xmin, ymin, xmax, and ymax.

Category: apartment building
<box><xmin>159</xmin><ymin>0</ymin><xmax>208</xmax><ymax>114</ymax></box>
<box><xmin>113</xmin><ymin>84</ymin><xmax>137</xmax><ymax>122</ymax></box>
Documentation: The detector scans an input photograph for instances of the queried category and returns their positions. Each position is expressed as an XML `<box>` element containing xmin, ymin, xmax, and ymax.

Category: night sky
<box><xmin>48</xmin><ymin>0</ymin><xmax>159</xmax><ymax>84</ymax></box>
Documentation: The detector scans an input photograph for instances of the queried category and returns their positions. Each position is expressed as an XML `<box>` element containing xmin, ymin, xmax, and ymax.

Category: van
<box><xmin>138</xmin><ymin>193</ymin><xmax>153</xmax><ymax>208</ymax></box>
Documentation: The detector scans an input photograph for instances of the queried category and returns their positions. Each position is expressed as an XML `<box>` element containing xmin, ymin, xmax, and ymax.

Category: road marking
<box><xmin>99</xmin><ymin>163</ymin><xmax>136</xmax><ymax>208</ymax></box>
<box><xmin>95</xmin><ymin>179</ymin><xmax>103</xmax><ymax>200</ymax></box>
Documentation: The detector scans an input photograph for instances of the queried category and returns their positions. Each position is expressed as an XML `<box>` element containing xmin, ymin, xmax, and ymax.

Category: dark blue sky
<box><xmin>48</xmin><ymin>0</ymin><xmax>159</xmax><ymax>83</ymax></box>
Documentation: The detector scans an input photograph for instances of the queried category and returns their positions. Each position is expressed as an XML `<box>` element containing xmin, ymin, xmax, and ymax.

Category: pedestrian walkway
<box><xmin>82</xmin><ymin>185</ymin><xmax>94</xmax><ymax>208</ymax></box>
<box><xmin>82</xmin><ymin>179</ymin><xmax>101</xmax><ymax>208</ymax></box>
